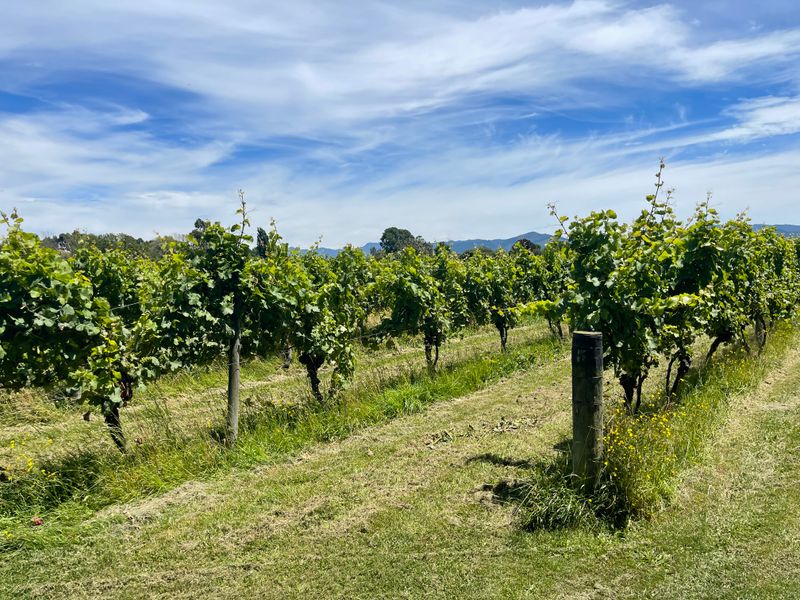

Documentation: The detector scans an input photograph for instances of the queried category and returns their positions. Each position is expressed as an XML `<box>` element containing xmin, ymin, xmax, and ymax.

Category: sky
<box><xmin>1</xmin><ymin>0</ymin><xmax>799</xmax><ymax>246</ymax></box>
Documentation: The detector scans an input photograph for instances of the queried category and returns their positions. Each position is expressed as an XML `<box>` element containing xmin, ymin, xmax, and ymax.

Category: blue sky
<box><xmin>1</xmin><ymin>0</ymin><xmax>800</xmax><ymax>246</ymax></box>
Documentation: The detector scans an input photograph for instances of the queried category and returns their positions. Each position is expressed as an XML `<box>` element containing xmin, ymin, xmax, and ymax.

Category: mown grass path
<box><xmin>2</xmin><ymin>332</ymin><xmax>800</xmax><ymax>599</ymax></box>
<box><xmin>0</xmin><ymin>322</ymin><xmax>548</xmax><ymax>463</ymax></box>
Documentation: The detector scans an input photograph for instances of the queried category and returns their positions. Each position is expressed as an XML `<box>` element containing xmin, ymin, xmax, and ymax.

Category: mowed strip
<box><xmin>5</xmin><ymin>333</ymin><xmax>800</xmax><ymax>599</ymax></box>
<box><xmin>3</xmin><ymin>348</ymin><xmax>573</xmax><ymax>599</ymax></box>
<box><xmin>0</xmin><ymin>322</ymin><xmax>547</xmax><ymax>463</ymax></box>
<box><xmin>583</xmin><ymin>342</ymin><xmax>800</xmax><ymax>600</ymax></box>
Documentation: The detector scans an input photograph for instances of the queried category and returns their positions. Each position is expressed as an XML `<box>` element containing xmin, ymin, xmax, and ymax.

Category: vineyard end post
<box><xmin>571</xmin><ymin>331</ymin><xmax>603</xmax><ymax>488</ymax></box>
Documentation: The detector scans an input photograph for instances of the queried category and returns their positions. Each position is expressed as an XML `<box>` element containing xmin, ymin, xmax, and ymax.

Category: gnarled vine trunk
<box><xmin>424</xmin><ymin>339</ymin><xmax>433</xmax><ymax>371</ymax></box>
<box><xmin>666</xmin><ymin>351</ymin><xmax>691</xmax><ymax>399</ymax></box>
<box><xmin>104</xmin><ymin>376</ymin><xmax>134</xmax><ymax>453</ymax></box>
<box><xmin>754</xmin><ymin>315</ymin><xmax>768</xmax><ymax>353</ymax></box>
<box><xmin>300</xmin><ymin>353</ymin><xmax>325</xmax><ymax>404</ymax></box>
<box><xmin>496</xmin><ymin>322</ymin><xmax>508</xmax><ymax>352</ymax></box>
<box><xmin>546</xmin><ymin>318</ymin><xmax>564</xmax><ymax>340</ymax></box>
<box><xmin>423</xmin><ymin>334</ymin><xmax>440</xmax><ymax>375</ymax></box>
<box><xmin>282</xmin><ymin>344</ymin><xmax>292</xmax><ymax>369</ymax></box>
<box><xmin>706</xmin><ymin>331</ymin><xmax>733</xmax><ymax>363</ymax></box>
<box><xmin>619</xmin><ymin>372</ymin><xmax>647</xmax><ymax>414</ymax></box>
<box><xmin>103</xmin><ymin>403</ymin><xmax>126</xmax><ymax>453</ymax></box>
<box><xmin>634</xmin><ymin>375</ymin><xmax>645</xmax><ymax>414</ymax></box>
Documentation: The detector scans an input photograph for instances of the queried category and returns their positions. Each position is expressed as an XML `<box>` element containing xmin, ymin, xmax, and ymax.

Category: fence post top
<box><xmin>573</xmin><ymin>331</ymin><xmax>602</xmax><ymax>338</ymax></box>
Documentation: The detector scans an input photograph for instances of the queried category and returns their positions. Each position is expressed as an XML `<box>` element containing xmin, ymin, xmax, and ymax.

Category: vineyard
<box><xmin>3</xmin><ymin>174</ymin><xmax>799</xmax><ymax>451</ymax></box>
<box><xmin>2</xmin><ymin>177</ymin><xmax>800</xmax><ymax>598</ymax></box>
<box><xmin>0</xmin><ymin>199</ymin><xmax>572</xmax><ymax>453</ymax></box>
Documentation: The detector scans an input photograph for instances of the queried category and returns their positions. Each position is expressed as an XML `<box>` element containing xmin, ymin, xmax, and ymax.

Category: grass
<box><xmin>510</xmin><ymin>324</ymin><xmax>800</xmax><ymax>531</ymax></box>
<box><xmin>1</xmin><ymin>323</ymin><xmax>799</xmax><ymax>598</ymax></box>
<box><xmin>0</xmin><ymin>320</ymin><xmax>563</xmax><ymax>532</ymax></box>
<box><xmin>0</xmin><ymin>321</ymin><xmax>546</xmax><ymax>460</ymax></box>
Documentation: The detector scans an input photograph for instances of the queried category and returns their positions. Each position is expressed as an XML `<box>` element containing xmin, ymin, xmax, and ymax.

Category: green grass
<box><xmin>512</xmin><ymin>324</ymin><xmax>799</xmax><ymax>530</ymax></box>
<box><xmin>0</xmin><ymin>324</ymin><xmax>563</xmax><ymax>536</ymax></box>
<box><xmin>1</xmin><ymin>324</ymin><xmax>799</xmax><ymax>599</ymax></box>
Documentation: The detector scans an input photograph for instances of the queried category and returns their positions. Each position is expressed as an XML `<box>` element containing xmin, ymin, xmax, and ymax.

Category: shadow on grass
<box><xmin>467</xmin><ymin>452</ymin><xmax>540</xmax><ymax>471</ymax></box>
<box><xmin>470</xmin><ymin>440</ymin><xmax>630</xmax><ymax>531</ymax></box>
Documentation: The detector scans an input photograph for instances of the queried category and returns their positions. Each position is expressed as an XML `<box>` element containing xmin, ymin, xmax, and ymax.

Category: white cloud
<box><xmin>4</xmin><ymin>1</ymin><xmax>800</xmax><ymax>134</ymax></box>
<box><xmin>0</xmin><ymin>107</ymin><xmax>235</xmax><ymax>196</ymax></box>
<box><xmin>710</xmin><ymin>95</ymin><xmax>800</xmax><ymax>141</ymax></box>
<box><xmin>6</xmin><ymin>118</ymin><xmax>800</xmax><ymax>246</ymax></box>
<box><xmin>1</xmin><ymin>1</ymin><xmax>800</xmax><ymax>244</ymax></box>
<box><xmin>673</xmin><ymin>29</ymin><xmax>800</xmax><ymax>82</ymax></box>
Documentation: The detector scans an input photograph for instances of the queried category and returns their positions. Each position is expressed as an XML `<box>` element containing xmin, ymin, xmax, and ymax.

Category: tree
<box><xmin>551</xmin><ymin>160</ymin><xmax>800</xmax><ymax>411</ymax></box>
<box><xmin>177</xmin><ymin>195</ymin><xmax>251</xmax><ymax>445</ymax></box>
<box><xmin>556</xmin><ymin>163</ymin><xmax>682</xmax><ymax>412</ymax></box>
<box><xmin>463</xmin><ymin>250</ymin><xmax>519</xmax><ymax>351</ymax></box>
<box><xmin>379</xmin><ymin>227</ymin><xmax>432</xmax><ymax>255</ymax></box>
<box><xmin>512</xmin><ymin>238</ymin><xmax>542</xmax><ymax>254</ymax></box>
<box><xmin>329</xmin><ymin>245</ymin><xmax>375</xmax><ymax>337</ymax></box>
<box><xmin>42</xmin><ymin>230</ymin><xmax>174</xmax><ymax>259</ymax></box>
<box><xmin>459</xmin><ymin>246</ymin><xmax>496</xmax><ymax>259</ymax></box>
<box><xmin>247</xmin><ymin>222</ymin><xmax>295</xmax><ymax>367</ymax></box>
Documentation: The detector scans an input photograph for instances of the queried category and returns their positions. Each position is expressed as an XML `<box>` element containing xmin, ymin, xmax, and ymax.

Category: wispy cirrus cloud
<box><xmin>1</xmin><ymin>1</ymin><xmax>800</xmax><ymax>245</ymax></box>
<box><xmin>710</xmin><ymin>95</ymin><xmax>800</xmax><ymax>141</ymax></box>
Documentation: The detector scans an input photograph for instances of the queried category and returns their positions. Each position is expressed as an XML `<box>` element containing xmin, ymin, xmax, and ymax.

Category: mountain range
<box><xmin>753</xmin><ymin>224</ymin><xmax>800</xmax><ymax>235</ymax></box>
<box><xmin>316</xmin><ymin>231</ymin><xmax>554</xmax><ymax>257</ymax></box>
<box><xmin>314</xmin><ymin>224</ymin><xmax>799</xmax><ymax>257</ymax></box>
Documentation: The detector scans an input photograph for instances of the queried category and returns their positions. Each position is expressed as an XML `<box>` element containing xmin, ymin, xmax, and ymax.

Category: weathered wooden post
<box><xmin>226</xmin><ymin>309</ymin><xmax>242</xmax><ymax>446</ymax></box>
<box><xmin>572</xmin><ymin>331</ymin><xmax>603</xmax><ymax>488</ymax></box>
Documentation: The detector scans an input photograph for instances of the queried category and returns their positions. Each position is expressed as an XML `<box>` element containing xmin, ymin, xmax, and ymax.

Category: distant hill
<box><xmin>313</xmin><ymin>224</ymin><xmax>799</xmax><ymax>256</ymax></box>
<box><xmin>316</xmin><ymin>231</ymin><xmax>553</xmax><ymax>257</ymax></box>
<box><xmin>754</xmin><ymin>224</ymin><xmax>800</xmax><ymax>237</ymax></box>
<box><xmin>442</xmin><ymin>231</ymin><xmax>553</xmax><ymax>254</ymax></box>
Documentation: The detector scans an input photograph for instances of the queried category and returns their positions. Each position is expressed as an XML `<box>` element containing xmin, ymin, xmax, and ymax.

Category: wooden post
<box><xmin>226</xmin><ymin>313</ymin><xmax>242</xmax><ymax>446</ymax></box>
<box><xmin>572</xmin><ymin>331</ymin><xmax>603</xmax><ymax>487</ymax></box>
